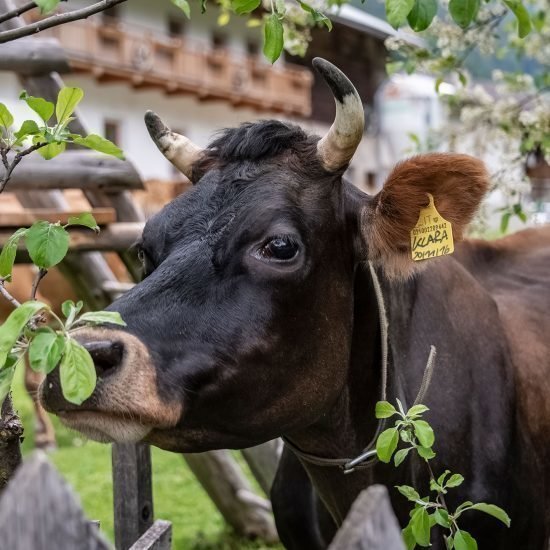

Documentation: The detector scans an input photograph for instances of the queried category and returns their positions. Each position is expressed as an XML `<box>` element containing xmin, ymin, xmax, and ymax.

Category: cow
<box><xmin>40</xmin><ymin>58</ymin><xmax>550</xmax><ymax>549</ymax></box>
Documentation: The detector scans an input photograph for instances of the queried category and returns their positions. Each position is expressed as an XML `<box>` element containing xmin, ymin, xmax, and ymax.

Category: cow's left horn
<box><xmin>313</xmin><ymin>58</ymin><xmax>364</xmax><ymax>172</ymax></box>
<box><xmin>144</xmin><ymin>111</ymin><xmax>203</xmax><ymax>181</ymax></box>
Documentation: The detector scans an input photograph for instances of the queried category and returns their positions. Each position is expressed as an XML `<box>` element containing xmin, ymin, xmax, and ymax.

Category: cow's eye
<box><xmin>258</xmin><ymin>236</ymin><xmax>299</xmax><ymax>261</ymax></box>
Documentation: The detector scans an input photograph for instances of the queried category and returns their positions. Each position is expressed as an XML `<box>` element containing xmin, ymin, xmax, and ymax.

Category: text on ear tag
<box><xmin>410</xmin><ymin>193</ymin><xmax>454</xmax><ymax>261</ymax></box>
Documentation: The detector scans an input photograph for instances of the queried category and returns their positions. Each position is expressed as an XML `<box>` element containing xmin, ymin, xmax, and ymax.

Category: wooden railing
<box><xmin>38</xmin><ymin>19</ymin><xmax>313</xmax><ymax>117</ymax></box>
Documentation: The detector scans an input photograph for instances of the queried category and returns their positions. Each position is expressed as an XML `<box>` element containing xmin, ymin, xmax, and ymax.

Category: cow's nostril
<box><xmin>83</xmin><ymin>340</ymin><xmax>124</xmax><ymax>377</ymax></box>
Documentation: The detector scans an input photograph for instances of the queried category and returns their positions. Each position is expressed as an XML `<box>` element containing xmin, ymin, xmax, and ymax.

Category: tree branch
<box><xmin>0</xmin><ymin>1</ymin><xmax>36</xmax><ymax>25</ymax></box>
<box><xmin>0</xmin><ymin>278</ymin><xmax>21</xmax><ymax>309</ymax></box>
<box><xmin>30</xmin><ymin>268</ymin><xmax>47</xmax><ymax>301</ymax></box>
<box><xmin>0</xmin><ymin>142</ymin><xmax>46</xmax><ymax>193</ymax></box>
<box><xmin>0</xmin><ymin>0</ymin><xmax>128</xmax><ymax>44</ymax></box>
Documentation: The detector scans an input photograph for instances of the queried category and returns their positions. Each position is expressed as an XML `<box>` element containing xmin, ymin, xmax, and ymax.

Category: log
<box><xmin>0</xmin><ymin>37</ymin><xmax>70</xmax><ymax>75</ymax></box>
<box><xmin>328</xmin><ymin>485</ymin><xmax>405</xmax><ymax>550</ymax></box>
<box><xmin>1</xmin><ymin>151</ymin><xmax>143</xmax><ymax>192</ymax></box>
<box><xmin>112</xmin><ymin>443</ymin><xmax>154</xmax><ymax>550</ymax></box>
<box><xmin>0</xmin><ymin>451</ymin><xmax>110</xmax><ymax>549</ymax></box>
<box><xmin>0</xmin><ymin>221</ymin><xmax>144</xmax><ymax>253</ymax></box>
<box><xmin>129</xmin><ymin>520</ymin><xmax>172</xmax><ymax>550</ymax></box>
<box><xmin>184</xmin><ymin>451</ymin><xmax>279</xmax><ymax>543</ymax></box>
<box><xmin>241</xmin><ymin>439</ymin><xmax>282</xmax><ymax>495</ymax></box>
<box><xmin>0</xmin><ymin>207</ymin><xmax>116</xmax><ymax>226</ymax></box>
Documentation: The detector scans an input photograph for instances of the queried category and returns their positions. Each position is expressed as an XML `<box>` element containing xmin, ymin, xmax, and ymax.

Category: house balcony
<box><xmin>38</xmin><ymin>19</ymin><xmax>313</xmax><ymax>117</ymax></box>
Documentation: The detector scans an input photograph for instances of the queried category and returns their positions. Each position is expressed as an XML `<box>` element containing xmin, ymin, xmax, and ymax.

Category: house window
<box><xmin>167</xmin><ymin>17</ymin><xmax>186</xmax><ymax>37</ymax></box>
<box><xmin>104</xmin><ymin>119</ymin><xmax>120</xmax><ymax>146</ymax></box>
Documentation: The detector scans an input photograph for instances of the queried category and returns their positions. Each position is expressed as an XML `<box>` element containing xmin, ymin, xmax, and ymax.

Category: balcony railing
<box><xmin>38</xmin><ymin>19</ymin><xmax>313</xmax><ymax>117</ymax></box>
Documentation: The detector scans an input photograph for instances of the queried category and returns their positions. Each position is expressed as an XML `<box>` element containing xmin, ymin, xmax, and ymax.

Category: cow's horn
<box><xmin>144</xmin><ymin>111</ymin><xmax>203</xmax><ymax>181</ymax></box>
<box><xmin>313</xmin><ymin>58</ymin><xmax>364</xmax><ymax>172</ymax></box>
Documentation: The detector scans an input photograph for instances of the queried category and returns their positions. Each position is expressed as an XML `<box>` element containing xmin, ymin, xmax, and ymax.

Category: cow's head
<box><xmin>41</xmin><ymin>59</ymin><xmax>488</xmax><ymax>451</ymax></box>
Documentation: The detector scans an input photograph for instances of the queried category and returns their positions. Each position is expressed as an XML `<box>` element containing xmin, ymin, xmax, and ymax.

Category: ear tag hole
<box><xmin>410</xmin><ymin>193</ymin><xmax>454</xmax><ymax>262</ymax></box>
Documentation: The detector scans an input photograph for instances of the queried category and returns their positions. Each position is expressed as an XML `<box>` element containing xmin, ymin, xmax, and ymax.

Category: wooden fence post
<box><xmin>112</xmin><ymin>443</ymin><xmax>154</xmax><ymax>550</ymax></box>
<box><xmin>0</xmin><ymin>451</ymin><xmax>111</xmax><ymax>549</ymax></box>
<box><xmin>328</xmin><ymin>485</ymin><xmax>405</xmax><ymax>550</ymax></box>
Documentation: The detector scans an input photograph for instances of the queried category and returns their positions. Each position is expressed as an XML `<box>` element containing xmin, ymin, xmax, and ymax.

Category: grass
<box><xmin>11</xmin><ymin>367</ymin><xmax>282</xmax><ymax>549</ymax></box>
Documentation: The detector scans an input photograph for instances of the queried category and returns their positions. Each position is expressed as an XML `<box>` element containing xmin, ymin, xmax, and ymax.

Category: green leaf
<box><xmin>25</xmin><ymin>221</ymin><xmax>70</xmax><ymax>268</ymax></box>
<box><xmin>20</xmin><ymin>91</ymin><xmax>54</xmax><ymax>123</ymax></box>
<box><xmin>28</xmin><ymin>331</ymin><xmax>65</xmax><ymax>374</ymax></box>
<box><xmin>376</xmin><ymin>427</ymin><xmax>399</xmax><ymax>463</ymax></box>
<box><xmin>0</xmin><ymin>358</ymin><xmax>19</xmax><ymax>407</ymax></box>
<box><xmin>66</xmin><ymin>212</ymin><xmax>99</xmax><ymax>233</ymax></box>
<box><xmin>35</xmin><ymin>0</ymin><xmax>60</xmax><ymax>13</ymax></box>
<box><xmin>407</xmin><ymin>404</ymin><xmax>429</xmax><ymax>417</ymax></box>
<box><xmin>467</xmin><ymin>503</ymin><xmax>511</xmax><ymax>527</ymax></box>
<box><xmin>231</xmin><ymin>0</ymin><xmax>261</xmax><ymax>15</ymax></box>
<box><xmin>36</xmin><ymin>141</ymin><xmax>65</xmax><ymax>160</ymax></box>
<box><xmin>500</xmin><ymin>211</ymin><xmax>511</xmax><ymax>233</ymax></box>
<box><xmin>454</xmin><ymin>500</ymin><xmax>474</xmax><ymax>515</ymax></box>
<box><xmin>0</xmin><ymin>103</ymin><xmax>14</xmax><ymax>130</ymax></box>
<box><xmin>417</xmin><ymin>445</ymin><xmax>436</xmax><ymax>460</ymax></box>
<box><xmin>55</xmin><ymin>87</ymin><xmax>83</xmax><ymax>125</ymax></box>
<box><xmin>59</xmin><ymin>339</ymin><xmax>96</xmax><ymax>405</ymax></box>
<box><xmin>171</xmin><ymin>0</ymin><xmax>191</xmax><ymax>17</ymax></box>
<box><xmin>73</xmin><ymin>134</ymin><xmax>124</xmax><ymax>160</ymax></box>
<box><xmin>396</xmin><ymin>485</ymin><xmax>420</xmax><ymax>501</ymax></box>
<box><xmin>61</xmin><ymin>299</ymin><xmax>83</xmax><ymax>320</ymax></box>
<box><xmin>298</xmin><ymin>1</ymin><xmax>332</xmax><ymax>30</ymax></box>
<box><xmin>0</xmin><ymin>301</ymin><xmax>49</xmax><ymax>367</ymax></box>
<box><xmin>394</xmin><ymin>447</ymin><xmax>411</xmax><ymax>466</ymax></box>
<box><xmin>376</xmin><ymin>400</ymin><xmax>398</xmax><ymax>418</ymax></box>
<box><xmin>503</xmin><ymin>0</ymin><xmax>532</xmax><ymax>38</ymax></box>
<box><xmin>402</xmin><ymin>524</ymin><xmax>417</xmax><ymax>550</ymax></box>
<box><xmin>407</xmin><ymin>0</ymin><xmax>437</xmax><ymax>31</ymax></box>
<box><xmin>385</xmin><ymin>0</ymin><xmax>415</xmax><ymax>29</ymax></box>
<box><xmin>78</xmin><ymin>311</ymin><xmax>127</xmax><ymax>327</ymax></box>
<box><xmin>412</xmin><ymin>420</ymin><xmax>435</xmax><ymax>448</ymax></box>
<box><xmin>454</xmin><ymin>529</ymin><xmax>478</xmax><ymax>550</ymax></box>
<box><xmin>0</xmin><ymin>228</ymin><xmax>27</xmax><ymax>281</ymax></box>
<box><xmin>263</xmin><ymin>14</ymin><xmax>284</xmax><ymax>64</ymax></box>
<box><xmin>434</xmin><ymin>508</ymin><xmax>451</xmax><ymax>528</ymax></box>
<box><xmin>437</xmin><ymin>470</ymin><xmax>451</xmax><ymax>486</ymax></box>
<box><xmin>411</xmin><ymin>507</ymin><xmax>431</xmax><ymax>547</ymax></box>
<box><xmin>445</xmin><ymin>473</ymin><xmax>464</xmax><ymax>488</ymax></box>
<box><xmin>448</xmin><ymin>0</ymin><xmax>480</xmax><ymax>28</ymax></box>
<box><xmin>14</xmin><ymin>120</ymin><xmax>41</xmax><ymax>143</ymax></box>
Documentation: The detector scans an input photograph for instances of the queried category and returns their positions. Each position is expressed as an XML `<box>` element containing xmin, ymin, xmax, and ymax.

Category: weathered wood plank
<box><xmin>0</xmin><ymin>37</ymin><xmax>70</xmax><ymax>75</ymax></box>
<box><xmin>328</xmin><ymin>485</ymin><xmax>405</xmax><ymax>550</ymax></box>
<box><xmin>241</xmin><ymin>439</ymin><xmax>282</xmax><ymax>494</ymax></box>
<box><xmin>112</xmin><ymin>443</ymin><xmax>154</xmax><ymax>550</ymax></box>
<box><xmin>0</xmin><ymin>221</ymin><xmax>144</xmax><ymax>252</ymax></box>
<box><xmin>0</xmin><ymin>451</ymin><xmax>111</xmax><ymax>549</ymax></box>
<box><xmin>0</xmin><ymin>207</ymin><xmax>116</xmax><ymax>226</ymax></box>
<box><xmin>1</xmin><ymin>151</ymin><xmax>143</xmax><ymax>192</ymax></box>
<box><xmin>129</xmin><ymin>520</ymin><xmax>172</xmax><ymax>550</ymax></box>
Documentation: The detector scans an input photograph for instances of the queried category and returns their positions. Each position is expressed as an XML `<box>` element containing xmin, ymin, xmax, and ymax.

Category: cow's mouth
<box><xmin>57</xmin><ymin>410</ymin><xmax>152</xmax><ymax>443</ymax></box>
<box><xmin>40</xmin><ymin>327</ymin><xmax>183</xmax><ymax>444</ymax></box>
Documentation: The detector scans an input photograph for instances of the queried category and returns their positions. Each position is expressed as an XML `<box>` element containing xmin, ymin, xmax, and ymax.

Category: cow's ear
<box><xmin>361</xmin><ymin>153</ymin><xmax>489</xmax><ymax>279</ymax></box>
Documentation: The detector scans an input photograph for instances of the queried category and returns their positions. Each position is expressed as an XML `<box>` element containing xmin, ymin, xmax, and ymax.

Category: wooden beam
<box><xmin>129</xmin><ymin>520</ymin><xmax>172</xmax><ymax>550</ymax></box>
<box><xmin>0</xmin><ymin>207</ymin><xmax>116</xmax><ymax>227</ymax></box>
<box><xmin>1</xmin><ymin>151</ymin><xmax>143</xmax><ymax>191</ymax></box>
<box><xmin>0</xmin><ymin>38</ymin><xmax>70</xmax><ymax>75</ymax></box>
<box><xmin>0</xmin><ymin>222</ymin><xmax>144</xmax><ymax>252</ymax></box>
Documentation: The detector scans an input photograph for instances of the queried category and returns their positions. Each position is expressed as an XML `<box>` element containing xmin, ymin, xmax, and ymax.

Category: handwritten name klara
<box><xmin>412</xmin><ymin>228</ymin><xmax>449</xmax><ymax>251</ymax></box>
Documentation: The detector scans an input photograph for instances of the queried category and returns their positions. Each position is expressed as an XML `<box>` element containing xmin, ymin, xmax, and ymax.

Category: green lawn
<box><xmin>11</xmin><ymin>368</ymin><xmax>282</xmax><ymax>549</ymax></box>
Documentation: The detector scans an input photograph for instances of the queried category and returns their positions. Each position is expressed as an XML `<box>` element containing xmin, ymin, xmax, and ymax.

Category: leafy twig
<box><xmin>0</xmin><ymin>142</ymin><xmax>47</xmax><ymax>193</ymax></box>
<box><xmin>0</xmin><ymin>0</ymin><xmax>128</xmax><ymax>44</ymax></box>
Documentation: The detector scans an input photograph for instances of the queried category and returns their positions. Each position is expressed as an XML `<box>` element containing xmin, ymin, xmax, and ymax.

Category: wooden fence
<box><xmin>0</xmin><ymin>451</ymin><xmax>405</xmax><ymax>549</ymax></box>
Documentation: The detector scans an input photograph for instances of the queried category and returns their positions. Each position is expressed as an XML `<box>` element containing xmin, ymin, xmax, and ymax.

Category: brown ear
<box><xmin>362</xmin><ymin>153</ymin><xmax>489</xmax><ymax>279</ymax></box>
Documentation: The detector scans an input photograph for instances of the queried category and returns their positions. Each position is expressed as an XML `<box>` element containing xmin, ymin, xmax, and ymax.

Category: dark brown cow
<box><xmin>40</xmin><ymin>58</ymin><xmax>550</xmax><ymax>549</ymax></box>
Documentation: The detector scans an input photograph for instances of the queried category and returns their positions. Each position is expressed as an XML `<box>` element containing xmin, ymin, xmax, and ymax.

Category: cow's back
<box><xmin>455</xmin><ymin>226</ymin><xmax>550</xmax><ymax>457</ymax></box>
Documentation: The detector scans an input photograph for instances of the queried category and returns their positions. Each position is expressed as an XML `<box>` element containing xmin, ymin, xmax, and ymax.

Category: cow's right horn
<box><xmin>144</xmin><ymin>111</ymin><xmax>203</xmax><ymax>181</ymax></box>
<box><xmin>313</xmin><ymin>58</ymin><xmax>364</xmax><ymax>172</ymax></box>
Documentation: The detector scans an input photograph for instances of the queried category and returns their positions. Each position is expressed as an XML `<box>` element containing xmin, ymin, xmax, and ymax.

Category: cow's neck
<box><xmin>285</xmin><ymin>262</ymin><xmax>403</xmax><ymax>523</ymax></box>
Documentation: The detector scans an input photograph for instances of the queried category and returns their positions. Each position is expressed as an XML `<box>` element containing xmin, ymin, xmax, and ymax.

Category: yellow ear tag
<box><xmin>410</xmin><ymin>193</ymin><xmax>454</xmax><ymax>261</ymax></box>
